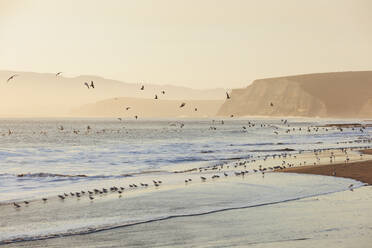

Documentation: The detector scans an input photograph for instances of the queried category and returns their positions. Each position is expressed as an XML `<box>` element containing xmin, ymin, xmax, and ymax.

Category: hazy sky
<box><xmin>0</xmin><ymin>0</ymin><xmax>371</xmax><ymax>89</ymax></box>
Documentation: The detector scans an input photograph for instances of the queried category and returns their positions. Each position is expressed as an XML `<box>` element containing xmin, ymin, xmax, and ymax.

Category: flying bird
<box><xmin>7</xmin><ymin>74</ymin><xmax>18</xmax><ymax>82</ymax></box>
<box><xmin>55</xmin><ymin>72</ymin><xmax>62</xmax><ymax>76</ymax></box>
<box><xmin>90</xmin><ymin>81</ymin><xmax>95</xmax><ymax>88</ymax></box>
<box><xmin>84</xmin><ymin>82</ymin><xmax>90</xmax><ymax>89</ymax></box>
<box><xmin>226</xmin><ymin>92</ymin><xmax>231</xmax><ymax>99</ymax></box>
<box><xmin>179</xmin><ymin>102</ymin><xmax>186</xmax><ymax>108</ymax></box>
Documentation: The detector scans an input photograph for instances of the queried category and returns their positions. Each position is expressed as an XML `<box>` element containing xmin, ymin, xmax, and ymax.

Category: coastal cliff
<box><xmin>218</xmin><ymin>71</ymin><xmax>372</xmax><ymax>118</ymax></box>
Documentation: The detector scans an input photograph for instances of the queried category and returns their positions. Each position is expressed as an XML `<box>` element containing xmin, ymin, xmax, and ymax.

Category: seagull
<box><xmin>89</xmin><ymin>196</ymin><xmax>94</xmax><ymax>200</ymax></box>
<box><xmin>226</xmin><ymin>92</ymin><xmax>231</xmax><ymax>99</ymax></box>
<box><xmin>180</xmin><ymin>102</ymin><xmax>186</xmax><ymax>108</ymax></box>
<box><xmin>84</xmin><ymin>82</ymin><xmax>90</xmax><ymax>89</ymax></box>
<box><xmin>90</xmin><ymin>81</ymin><xmax>95</xmax><ymax>88</ymax></box>
<box><xmin>55</xmin><ymin>72</ymin><xmax>62</xmax><ymax>76</ymax></box>
<box><xmin>140</xmin><ymin>85</ymin><xmax>144</xmax><ymax>90</ymax></box>
<box><xmin>7</xmin><ymin>74</ymin><xmax>18</xmax><ymax>82</ymax></box>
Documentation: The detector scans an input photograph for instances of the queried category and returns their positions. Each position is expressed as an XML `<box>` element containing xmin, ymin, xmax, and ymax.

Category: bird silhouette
<box><xmin>126</xmin><ymin>107</ymin><xmax>131</xmax><ymax>110</ymax></box>
<box><xmin>180</xmin><ymin>102</ymin><xmax>186</xmax><ymax>108</ymax></box>
<box><xmin>84</xmin><ymin>82</ymin><xmax>90</xmax><ymax>89</ymax></box>
<box><xmin>55</xmin><ymin>72</ymin><xmax>62</xmax><ymax>76</ymax></box>
<box><xmin>140</xmin><ymin>85</ymin><xmax>144</xmax><ymax>90</ymax></box>
<box><xmin>270</xmin><ymin>102</ymin><xmax>274</xmax><ymax>107</ymax></box>
<box><xmin>90</xmin><ymin>81</ymin><xmax>95</xmax><ymax>88</ymax></box>
<box><xmin>154</xmin><ymin>94</ymin><xmax>158</xmax><ymax>99</ymax></box>
<box><xmin>226</xmin><ymin>92</ymin><xmax>231</xmax><ymax>99</ymax></box>
<box><xmin>194</xmin><ymin>108</ymin><xmax>198</xmax><ymax>111</ymax></box>
<box><xmin>161</xmin><ymin>90</ymin><xmax>165</xmax><ymax>94</ymax></box>
<box><xmin>7</xmin><ymin>74</ymin><xmax>18</xmax><ymax>82</ymax></box>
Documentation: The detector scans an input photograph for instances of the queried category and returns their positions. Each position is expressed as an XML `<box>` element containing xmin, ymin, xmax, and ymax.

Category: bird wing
<box><xmin>7</xmin><ymin>74</ymin><xmax>18</xmax><ymax>82</ymax></box>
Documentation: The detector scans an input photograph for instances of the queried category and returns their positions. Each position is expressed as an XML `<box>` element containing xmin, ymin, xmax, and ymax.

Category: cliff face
<box><xmin>218</xmin><ymin>71</ymin><xmax>372</xmax><ymax>118</ymax></box>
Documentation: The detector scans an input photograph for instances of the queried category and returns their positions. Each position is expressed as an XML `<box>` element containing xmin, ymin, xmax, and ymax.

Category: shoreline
<box><xmin>276</xmin><ymin>149</ymin><xmax>372</xmax><ymax>185</ymax></box>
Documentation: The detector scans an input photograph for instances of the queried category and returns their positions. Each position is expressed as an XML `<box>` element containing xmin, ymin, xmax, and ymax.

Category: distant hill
<box><xmin>71</xmin><ymin>97</ymin><xmax>223</xmax><ymax>118</ymax></box>
<box><xmin>218</xmin><ymin>71</ymin><xmax>372</xmax><ymax>118</ymax></box>
<box><xmin>0</xmin><ymin>71</ymin><xmax>225</xmax><ymax>117</ymax></box>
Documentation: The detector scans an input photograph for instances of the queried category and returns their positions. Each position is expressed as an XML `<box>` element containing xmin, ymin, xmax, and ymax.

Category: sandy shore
<box><xmin>277</xmin><ymin>149</ymin><xmax>372</xmax><ymax>185</ymax></box>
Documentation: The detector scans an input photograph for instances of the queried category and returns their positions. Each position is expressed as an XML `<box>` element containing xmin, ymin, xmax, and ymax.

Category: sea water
<box><xmin>0</xmin><ymin>118</ymin><xmax>370</xmax><ymax>244</ymax></box>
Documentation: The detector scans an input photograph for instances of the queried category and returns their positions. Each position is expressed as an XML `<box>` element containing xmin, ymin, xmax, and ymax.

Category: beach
<box><xmin>276</xmin><ymin>149</ymin><xmax>372</xmax><ymax>185</ymax></box>
<box><xmin>1</xmin><ymin>118</ymin><xmax>372</xmax><ymax>247</ymax></box>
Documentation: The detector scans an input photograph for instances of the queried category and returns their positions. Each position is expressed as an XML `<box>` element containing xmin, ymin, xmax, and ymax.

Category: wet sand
<box><xmin>277</xmin><ymin>149</ymin><xmax>372</xmax><ymax>185</ymax></box>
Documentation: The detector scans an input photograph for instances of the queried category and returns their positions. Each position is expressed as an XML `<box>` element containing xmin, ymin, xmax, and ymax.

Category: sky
<box><xmin>0</xmin><ymin>0</ymin><xmax>371</xmax><ymax>89</ymax></box>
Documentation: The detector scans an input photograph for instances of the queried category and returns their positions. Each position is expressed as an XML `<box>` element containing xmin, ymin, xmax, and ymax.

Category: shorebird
<box><xmin>24</xmin><ymin>201</ymin><xmax>29</xmax><ymax>205</ymax></box>
<box><xmin>179</xmin><ymin>102</ymin><xmax>186</xmax><ymax>108</ymax></box>
<box><xmin>42</xmin><ymin>198</ymin><xmax>47</xmax><ymax>202</ymax></box>
<box><xmin>134</xmin><ymin>115</ymin><xmax>138</xmax><ymax>119</ymax></box>
<box><xmin>270</xmin><ymin>102</ymin><xmax>274</xmax><ymax>107</ymax></box>
<box><xmin>58</xmin><ymin>195</ymin><xmax>65</xmax><ymax>200</ymax></box>
<box><xmin>90</xmin><ymin>81</ymin><xmax>95</xmax><ymax>88</ymax></box>
<box><xmin>194</xmin><ymin>108</ymin><xmax>198</xmax><ymax>111</ymax></box>
<box><xmin>13</xmin><ymin>202</ymin><xmax>21</xmax><ymax>208</ymax></box>
<box><xmin>201</xmin><ymin>176</ymin><xmax>206</xmax><ymax>181</ymax></box>
<box><xmin>226</xmin><ymin>92</ymin><xmax>231</xmax><ymax>99</ymax></box>
<box><xmin>7</xmin><ymin>74</ymin><xmax>18</xmax><ymax>82</ymax></box>
<box><xmin>154</xmin><ymin>94</ymin><xmax>158</xmax><ymax>99</ymax></box>
<box><xmin>89</xmin><ymin>196</ymin><xmax>94</xmax><ymax>200</ymax></box>
<box><xmin>140</xmin><ymin>85</ymin><xmax>144</xmax><ymax>90</ymax></box>
<box><xmin>84</xmin><ymin>82</ymin><xmax>90</xmax><ymax>89</ymax></box>
<box><xmin>55</xmin><ymin>72</ymin><xmax>62</xmax><ymax>76</ymax></box>
<box><xmin>126</xmin><ymin>107</ymin><xmax>131</xmax><ymax>110</ymax></box>
<box><xmin>161</xmin><ymin>90</ymin><xmax>165</xmax><ymax>94</ymax></box>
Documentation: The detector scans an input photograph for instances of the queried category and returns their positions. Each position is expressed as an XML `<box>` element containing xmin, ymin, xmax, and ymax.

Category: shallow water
<box><xmin>0</xmin><ymin>118</ymin><xmax>371</xmax><ymax>203</ymax></box>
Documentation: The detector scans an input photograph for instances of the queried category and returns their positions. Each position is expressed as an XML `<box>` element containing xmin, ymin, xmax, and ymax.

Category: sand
<box><xmin>277</xmin><ymin>149</ymin><xmax>372</xmax><ymax>185</ymax></box>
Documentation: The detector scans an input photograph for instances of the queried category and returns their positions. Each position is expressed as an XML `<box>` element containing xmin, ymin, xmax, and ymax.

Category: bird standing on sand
<box><xmin>7</xmin><ymin>74</ymin><xmax>18</xmax><ymax>82</ymax></box>
<box><xmin>140</xmin><ymin>85</ymin><xmax>144</xmax><ymax>90</ymax></box>
<box><xmin>90</xmin><ymin>81</ymin><xmax>95</xmax><ymax>88</ymax></box>
<box><xmin>126</xmin><ymin>107</ymin><xmax>131</xmax><ymax>110</ymax></box>
<box><xmin>55</xmin><ymin>72</ymin><xmax>62</xmax><ymax>76</ymax></box>
<box><xmin>180</xmin><ymin>102</ymin><xmax>186</xmax><ymax>108</ymax></box>
<box><xmin>270</xmin><ymin>102</ymin><xmax>274</xmax><ymax>107</ymax></box>
<box><xmin>13</xmin><ymin>202</ymin><xmax>21</xmax><ymax>208</ymax></box>
<box><xmin>154</xmin><ymin>94</ymin><xmax>158</xmax><ymax>99</ymax></box>
<box><xmin>84</xmin><ymin>82</ymin><xmax>90</xmax><ymax>89</ymax></box>
<box><xmin>226</xmin><ymin>92</ymin><xmax>231</xmax><ymax>99</ymax></box>
<box><xmin>161</xmin><ymin>90</ymin><xmax>165</xmax><ymax>94</ymax></box>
